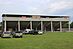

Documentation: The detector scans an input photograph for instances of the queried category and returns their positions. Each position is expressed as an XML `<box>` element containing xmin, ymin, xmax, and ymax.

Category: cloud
<box><xmin>0</xmin><ymin>0</ymin><xmax>13</xmax><ymax>5</ymax></box>
<box><xmin>47</xmin><ymin>0</ymin><xmax>73</xmax><ymax>13</ymax></box>
<box><xmin>27</xmin><ymin>7</ymin><xmax>43</xmax><ymax>14</ymax></box>
<box><xmin>0</xmin><ymin>0</ymin><xmax>72</xmax><ymax>14</ymax></box>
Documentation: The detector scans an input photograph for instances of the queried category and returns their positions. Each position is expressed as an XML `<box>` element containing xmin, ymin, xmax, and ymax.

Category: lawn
<box><xmin>0</xmin><ymin>32</ymin><xmax>73</xmax><ymax>49</ymax></box>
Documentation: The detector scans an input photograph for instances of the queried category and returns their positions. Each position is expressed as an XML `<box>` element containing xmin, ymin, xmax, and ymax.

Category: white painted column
<box><xmin>51</xmin><ymin>21</ymin><xmax>53</xmax><ymax>32</ymax></box>
<box><xmin>18</xmin><ymin>21</ymin><xmax>20</xmax><ymax>31</ymax></box>
<box><xmin>60</xmin><ymin>21</ymin><xmax>62</xmax><ymax>32</ymax></box>
<box><xmin>30</xmin><ymin>21</ymin><xmax>32</xmax><ymax>30</ymax></box>
<box><xmin>69</xmin><ymin>21</ymin><xmax>70</xmax><ymax>32</ymax></box>
<box><xmin>4</xmin><ymin>21</ymin><xmax>6</xmax><ymax>32</ymax></box>
<box><xmin>41</xmin><ymin>21</ymin><xmax>43</xmax><ymax>31</ymax></box>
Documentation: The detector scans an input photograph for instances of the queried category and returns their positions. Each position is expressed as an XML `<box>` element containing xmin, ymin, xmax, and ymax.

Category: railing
<box><xmin>2</xmin><ymin>17</ymin><xmax>69</xmax><ymax>21</ymax></box>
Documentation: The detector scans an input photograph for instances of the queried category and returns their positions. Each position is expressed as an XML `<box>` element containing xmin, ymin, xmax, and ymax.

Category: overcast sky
<box><xmin>0</xmin><ymin>0</ymin><xmax>73</xmax><ymax>22</ymax></box>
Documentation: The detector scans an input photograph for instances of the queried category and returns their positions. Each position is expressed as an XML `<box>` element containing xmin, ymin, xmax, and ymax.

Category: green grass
<box><xmin>0</xmin><ymin>32</ymin><xmax>73</xmax><ymax>49</ymax></box>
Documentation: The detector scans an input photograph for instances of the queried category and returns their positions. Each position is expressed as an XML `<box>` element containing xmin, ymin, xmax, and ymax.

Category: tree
<box><xmin>70</xmin><ymin>22</ymin><xmax>73</xmax><ymax>28</ymax></box>
<box><xmin>0</xmin><ymin>22</ymin><xmax>2</xmax><ymax>30</ymax></box>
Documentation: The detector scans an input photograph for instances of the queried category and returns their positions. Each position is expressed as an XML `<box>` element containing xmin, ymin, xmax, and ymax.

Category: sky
<box><xmin>0</xmin><ymin>0</ymin><xmax>73</xmax><ymax>22</ymax></box>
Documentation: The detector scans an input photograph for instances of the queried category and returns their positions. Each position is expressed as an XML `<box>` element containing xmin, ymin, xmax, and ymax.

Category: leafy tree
<box><xmin>70</xmin><ymin>22</ymin><xmax>73</xmax><ymax>28</ymax></box>
<box><xmin>0</xmin><ymin>22</ymin><xmax>2</xmax><ymax>30</ymax></box>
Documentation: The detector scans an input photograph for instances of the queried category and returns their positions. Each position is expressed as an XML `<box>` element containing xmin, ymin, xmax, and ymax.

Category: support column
<box><xmin>4</xmin><ymin>21</ymin><xmax>6</xmax><ymax>32</ymax></box>
<box><xmin>30</xmin><ymin>21</ymin><xmax>32</xmax><ymax>30</ymax></box>
<box><xmin>41</xmin><ymin>21</ymin><xmax>43</xmax><ymax>31</ymax></box>
<box><xmin>60</xmin><ymin>21</ymin><xmax>62</xmax><ymax>32</ymax></box>
<box><xmin>69</xmin><ymin>21</ymin><xmax>70</xmax><ymax>32</ymax></box>
<box><xmin>18</xmin><ymin>21</ymin><xmax>20</xmax><ymax>31</ymax></box>
<box><xmin>51</xmin><ymin>21</ymin><xmax>53</xmax><ymax>32</ymax></box>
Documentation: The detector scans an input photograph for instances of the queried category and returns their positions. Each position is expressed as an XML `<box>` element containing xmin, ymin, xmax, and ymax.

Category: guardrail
<box><xmin>3</xmin><ymin>17</ymin><xmax>69</xmax><ymax>21</ymax></box>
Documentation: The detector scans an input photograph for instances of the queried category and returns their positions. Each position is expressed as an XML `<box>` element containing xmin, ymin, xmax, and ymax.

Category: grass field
<box><xmin>0</xmin><ymin>32</ymin><xmax>73</xmax><ymax>49</ymax></box>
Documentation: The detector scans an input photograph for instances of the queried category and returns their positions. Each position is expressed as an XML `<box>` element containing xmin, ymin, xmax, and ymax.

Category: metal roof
<box><xmin>2</xmin><ymin>13</ymin><xmax>69</xmax><ymax>16</ymax></box>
